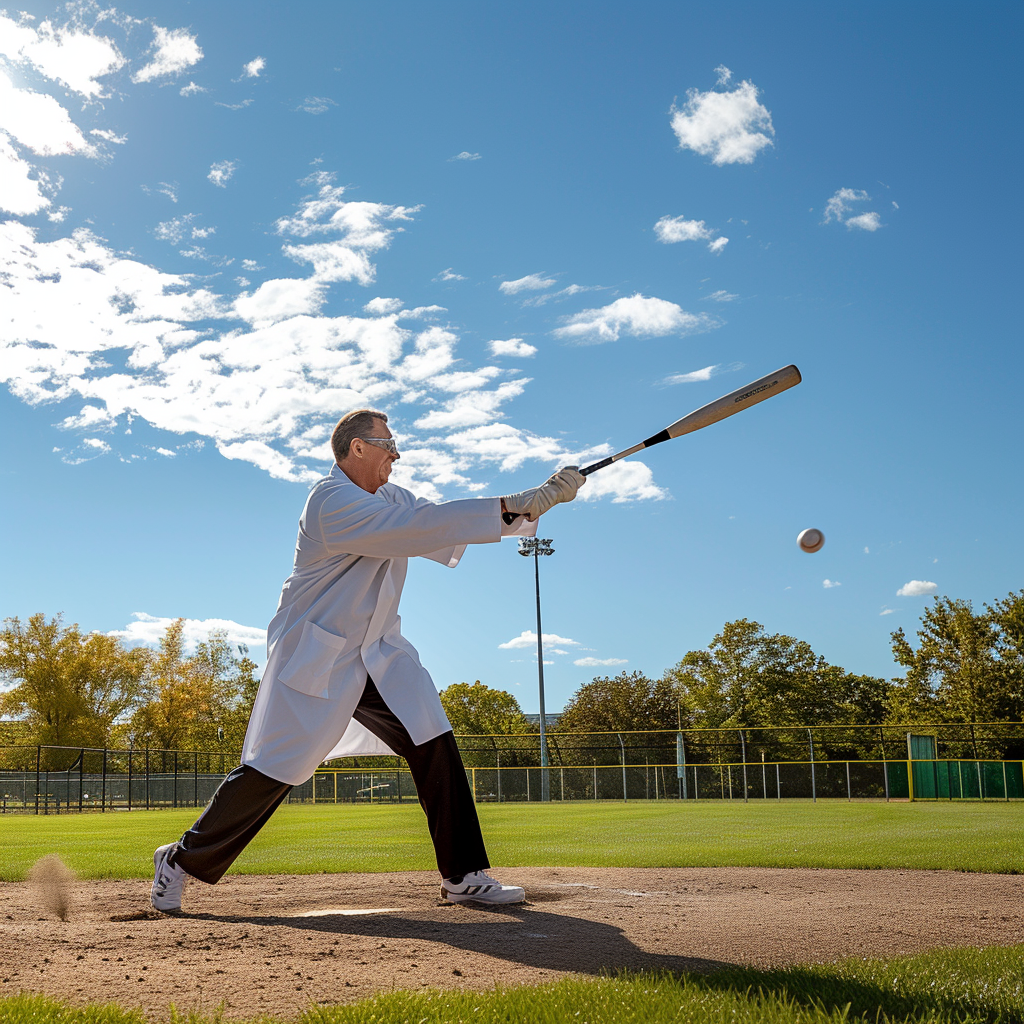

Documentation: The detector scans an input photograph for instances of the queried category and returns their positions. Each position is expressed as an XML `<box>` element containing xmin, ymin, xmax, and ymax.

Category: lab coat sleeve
<box><xmin>407</xmin><ymin>489</ymin><xmax>539</xmax><ymax>567</ymax></box>
<box><xmin>315</xmin><ymin>486</ymin><xmax>501</xmax><ymax>558</ymax></box>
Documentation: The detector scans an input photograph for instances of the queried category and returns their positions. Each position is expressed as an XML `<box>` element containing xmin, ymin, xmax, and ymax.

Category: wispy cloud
<box><xmin>879</xmin><ymin>607</ymin><xmax>894</xmax><ymax>616</ymax></box>
<box><xmin>499</xmin><ymin>630</ymin><xmax>581</xmax><ymax>650</ymax></box>
<box><xmin>434</xmin><ymin>268</ymin><xmax>466</xmax><ymax>282</ymax></box>
<box><xmin>897</xmin><ymin>580</ymin><xmax>938</xmax><ymax>597</ymax></box>
<box><xmin>489</xmin><ymin>338</ymin><xmax>537</xmax><ymax>358</ymax></box>
<box><xmin>109</xmin><ymin>612</ymin><xmax>266</xmax><ymax>652</ymax></box>
<box><xmin>662</xmin><ymin>364</ymin><xmax>718</xmax><ymax>385</ymax></box>
<box><xmin>298</xmin><ymin>96</ymin><xmax>336</xmax><ymax>114</ymax></box>
<box><xmin>449</xmin><ymin>151</ymin><xmax>481</xmax><ymax>161</ymax></box>
<box><xmin>0</xmin><ymin>170</ymin><xmax>663</xmax><ymax>505</ymax></box>
<box><xmin>670</xmin><ymin>70</ymin><xmax>775</xmax><ymax>165</ymax></box>
<box><xmin>132</xmin><ymin>26</ymin><xmax>203</xmax><ymax>84</ymax></box>
<box><xmin>208</xmin><ymin>160</ymin><xmax>236</xmax><ymax>188</ymax></box>
<box><xmin>553</xmin><ymin>294</ymin><xmax>718</xmax><ymax>345</ymax></box>
<box><xmin>179</xmin><ymin>81</ymin><xmax>205</xmax><ymax>96</ymax></box>
<box><xmin>704</xmin><ymin>289</ymin><xmax>737</xmax><ymax>302</ymax></box>
<box><xmin>823</xmin><ymin>188</ymin><xmax>883</xmax><ymax>231</ymax></box>
<box><xmin>574</xmin><ymin>656</ymin><xmax>628</xmax><ymax>667</ymax></box>
<box><xmin>823</xmin><ymin>579</ymin><xmax>841</xmax><ymax>589</ymax></box>
<box><xmin>500</xmin><ymin>273</ymin><xmax>556</xmax><ymax>295</ymax></box>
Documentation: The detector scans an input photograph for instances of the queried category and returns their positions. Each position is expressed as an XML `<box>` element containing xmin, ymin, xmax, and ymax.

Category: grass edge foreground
<box><xmin>0</xmin><ymin>944</ymin><xmax>1022</xmax><ymax>1023</ymax></box>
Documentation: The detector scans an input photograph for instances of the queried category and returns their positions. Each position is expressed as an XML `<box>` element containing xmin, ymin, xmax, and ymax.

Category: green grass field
<box><xmin>2</xmin><ymin>945</ymin><xmax>1022</xmax><ymax>1024</ymax></box>
<box><xmin>1</xmin><ymin>800</ymin><xmax>1021</xmax><ymax>881</ymax></box>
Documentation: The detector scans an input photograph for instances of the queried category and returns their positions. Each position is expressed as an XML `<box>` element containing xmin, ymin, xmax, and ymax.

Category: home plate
<box><xmin>298</xmin><ymin>907</ymin><xmax>402</xmax><ymax>917</ymax></box>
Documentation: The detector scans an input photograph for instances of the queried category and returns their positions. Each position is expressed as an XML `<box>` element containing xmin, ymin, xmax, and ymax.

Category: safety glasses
<box><xmin>357</xmin><ymin>436</ymin><xmax>400</xmax><ymax>457</ymax></box>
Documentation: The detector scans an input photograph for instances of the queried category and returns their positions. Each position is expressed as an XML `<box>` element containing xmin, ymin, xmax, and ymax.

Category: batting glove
<box><xmin>503</xmin><ymin>466</ymin><xmax>585</xmax><ymax>521</ymax></box>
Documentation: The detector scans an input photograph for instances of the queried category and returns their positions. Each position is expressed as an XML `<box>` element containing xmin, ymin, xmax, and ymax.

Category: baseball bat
<box><xmin>502</xmin><ymin>364</ymin><xmax>801</xmax><ymax>524</ymax></box>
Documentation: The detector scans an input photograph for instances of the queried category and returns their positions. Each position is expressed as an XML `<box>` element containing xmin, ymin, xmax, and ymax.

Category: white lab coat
<box><xmin>241</xmin><ymin>464</ymin><xmax>534</xmax><ymax>785</ymax></box>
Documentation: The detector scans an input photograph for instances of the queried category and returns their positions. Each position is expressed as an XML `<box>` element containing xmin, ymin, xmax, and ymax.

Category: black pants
<box><xmin>173</xmin><ymin>677</ymin><xmax>489</xmax><ymax>884</ymax></box>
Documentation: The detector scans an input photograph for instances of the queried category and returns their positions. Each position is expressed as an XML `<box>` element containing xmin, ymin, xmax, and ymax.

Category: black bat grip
<box><xmin>502</xmin><ymin>510</ymin><xmax>521</xmax><ymax>525</ymax></box>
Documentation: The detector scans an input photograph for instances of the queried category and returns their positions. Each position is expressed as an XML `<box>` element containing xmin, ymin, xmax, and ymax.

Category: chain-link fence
<box><xmin>3</xmin><ymin>721</ymin><xmax>1022</xmax><ymax>812</ymax></box>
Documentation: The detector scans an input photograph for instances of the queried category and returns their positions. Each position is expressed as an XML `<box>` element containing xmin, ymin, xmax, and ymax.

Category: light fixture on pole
<box><xmin>518</xmin><ymin>536</ymin><xmax>554</xmax><ymax>801</ymax></box>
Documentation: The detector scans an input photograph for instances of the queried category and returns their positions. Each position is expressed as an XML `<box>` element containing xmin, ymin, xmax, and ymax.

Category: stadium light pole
<box><xmin>519</xmin><ymin>536</ymin><xmax>554</xmax><ymax>801</ymax></box>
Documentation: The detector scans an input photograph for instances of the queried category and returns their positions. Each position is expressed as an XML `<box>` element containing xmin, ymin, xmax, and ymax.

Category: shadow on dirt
<box><xmin>192</xmin><ymin>904</ymin><xmax>732</xmax><ymax>976</ymax></box>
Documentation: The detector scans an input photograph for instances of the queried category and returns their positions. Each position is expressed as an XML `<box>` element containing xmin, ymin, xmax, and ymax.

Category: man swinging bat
<box><xmin>151</xmin><ymin>409</ymin><xmax>585</xmax><ymax>911</ymax></box>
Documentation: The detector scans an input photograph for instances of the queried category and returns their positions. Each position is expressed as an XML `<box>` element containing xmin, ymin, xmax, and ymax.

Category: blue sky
<box><xmin>1</xmin><ymin>2</ymin><xmax>1021</xmax><ymax>713</ymax></box>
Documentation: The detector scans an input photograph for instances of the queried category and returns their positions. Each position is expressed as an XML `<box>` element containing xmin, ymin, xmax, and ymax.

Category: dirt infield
<box><xmin>1</xmin><ymin>867</ymin><xmax>1021</xmax><ymax>1020</ymax></box>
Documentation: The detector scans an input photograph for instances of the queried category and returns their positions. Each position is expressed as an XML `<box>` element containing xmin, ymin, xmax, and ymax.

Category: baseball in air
<box><xmin>797</xmin><ymin>528</ymin><xmax>825</xmax><ymax>553</ymax></box>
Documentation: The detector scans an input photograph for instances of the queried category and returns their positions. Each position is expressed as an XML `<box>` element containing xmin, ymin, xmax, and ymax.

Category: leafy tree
<box><xmin>0</xmin><ymin>613</ymin><xmax>148</xmax><ymax>748</ymax></box>
<box><xmin>438</xmin><ymin>681</ymin><xmax>531</xmax><ymax>734</ymax></box>
<box><xmin>664</xmin><ymin>619</ymin><xmax>890</xmax><ymax>760</ymax></box>
<box><xmin>128</xmin><ymin>620</ymin><xmax>251</xmax><ymax>751</ymax></box>
<box><xmin>557</xmin><ymin>670</ymin><xmax>678</xmax><ymax>733</ymax></box>
<box><xmin>890</xmin><ymin>594</ymin><xmax>1023</xmax><ymax>725</ymax></box>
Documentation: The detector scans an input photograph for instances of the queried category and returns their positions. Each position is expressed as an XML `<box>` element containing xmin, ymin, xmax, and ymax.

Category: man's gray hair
<box><xmin>331</xmin><ymin>409</ymin><xmax>389</xmax><ymax>462</ymax></box>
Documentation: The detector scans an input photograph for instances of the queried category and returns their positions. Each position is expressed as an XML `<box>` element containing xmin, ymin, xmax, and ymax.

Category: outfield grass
<box><xmin>1</xmin><ymin>800</ymin><xmax>1021</xmax><ymax>881</ymax></box>
<box><xmin>1</xmin><ymin>945</ymin><xmax>1022</xmax><ymax>1023</ymax></box>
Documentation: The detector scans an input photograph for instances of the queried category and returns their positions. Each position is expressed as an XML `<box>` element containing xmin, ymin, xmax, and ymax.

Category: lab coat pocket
<box><xmin>278</xmin><ymin>621</ymin><xmax>349</xmax><ymax>699</ymax></box>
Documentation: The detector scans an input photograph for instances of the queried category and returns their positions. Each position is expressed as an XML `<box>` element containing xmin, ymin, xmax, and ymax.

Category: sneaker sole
<box><xmin>441</xmin><ymin>886</ymin><xmax>526</xmax><ymax>904</ymax></box>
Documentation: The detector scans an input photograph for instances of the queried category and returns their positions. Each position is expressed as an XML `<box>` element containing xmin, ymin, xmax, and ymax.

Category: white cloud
<box><xmin>846</xmin><ymin>211</ymin><xmax>882</xmax><ymax>232</ymax></box>
<box><xmin>714</xmin><ymin>65</ymin><xmax>732</xmax><ymax>86</ymax></box>
<box><xmin>298</xmin><ymin>96</ymin><xmax>336</xmax><ymax>114</ymax></box>
<box><xmin>179</xmin><ymin>81</ymin><xmax>205</xmax><ymax>96</ymax></box>
<box><xmin>192</xmin><ymin>226</ymin><xmax>215</xmax><ymax>239</ymax></box>
<box><xmin>574</xmin><ymin>656</ymin><xmax>628</xmax><ymax>667</ymax></box>
<box><xmin>823</xmin><ymin>188</ymin><xmax>883</xmax><ymax>232</ymax></box>
<box><xmin>154</xmin><ymin>216</ymin><xmax>191</xmax><ymax>243</ymax></box>
<box><xmin>705</xmin><ymin>289</ymin><xmax>737</xmax><ymax>302</ymax></box>
<box><xmin>879</xmin><ymin>607</ymin><xmax>894</xmax><ymax>616</ymax></box>
<box><xmin>208</xmin><ymin>160</ymin><xmax>236</xmax><ymax>188</ymax></box>
<box><xmin>654</xmin><ymin>215</ymin><xmax>713</xmax><ymax>243</ymax></box>
<box><xmin>670</xmin><ymin>75</ymin><xmax>775</xmax><ymax>165</ymax></box>
<box><xmin>242</xmin><ymin>259</ymin><xmax>264</xmax><ymax>271</ymax></box>
<box><xmin>500</xmin><ymin>273</ymin><xmax>556</xmax><ymax>295</ymax></box>
<box><xmin>0</xmin><ymin>131</ymin><xmax>50</xmax><ymax>215</ymax></box>
<box><xmin>489</xmin><ymin>338</ymin><xmax>537</xmax><ymax>358</ymax></box>
<box><xmin>242</xmin><ymin>56</ymin><xmax>266</xmax><ymax>78</ymax></box>
<box><xmin>707</xmin><ymin>237</ymin><xmax>729</xmax><ymax>254</ymax></box>
<box><xmin>364</xmin><ymin>296</ymin><xmax>403</xmax><ymax>316</ymax></box>
<box><xmin>897</xmin><ymin>580</ymin><xmax>938</xmax><ymax>597</ymax></box>
<box><xmin>0</xmin><ymin>177</ymin><xmax>671</xmax><ymax>503</ymax></box>
<box><xmin>576</xmin><ymin>460</ymin><xmax>667</xmax><ymax>504</ymax></box>
<box><xmin>0</xmin><ymin>13</ymin><xmax>125</xmax><ymax>98</ymax></box>
<box><xmin>109</xmin><ymin>612</ymin><xmax>266</xmax><ymax>652</ymax></box>
<box><xmin>823</xmin><ymin>579</ymin><xmax>841</xmax><ymax>589</ymax></box>
<box><xmin>434</xmin><ymin>267</ymin><xmax>466</xmax><ymax>282</ymax></box>
<box><xmin>662</xmin><ymin>364</ymin><xmax>718</xmax><ymax>385</ymax></box>
<box><xmin>499</xmin><ymin>630</ymin><xmax>581</xmax><ymax>650</ymax></box>
<box><xmin>449</xmin><ymin>151</ymin><xmax>481</xmax><ymax>161</ymax></box>
<box><xmin>132</xmin><ymin>26</ymin><xmax>203</xmax><ymax>84</ymax></box>
<box><xmin>90</xmin><ymin>129</ymin><xmax>127</xmax><ymax>145</ymax></box>
<box><xmin>47</xmin><ymin>204</ymin><xmax>71</xmax><ymax>222</ymax></box>
<box><xmin>59</xmin><ymin>405</ymin><xmax>116</xmax><ymax>431</ymax></box>
<box><xmin>553</xmin><ymin>293</ymin><xmax>718</xmax><ymax>345</ymax></box>
<box><xmin>0</xmin><ymin>70</ymin><xmax>95</xmax><ymax>156</ymax></box>
<box><xmin>216</xmin><ymin>99</ymin><xmax>253</xmax><ymax>111</ymax></box>
<box><xmin>864</xmin><ymin>547</ymin><xmax>870</xmax><ymax>554</ymax></box>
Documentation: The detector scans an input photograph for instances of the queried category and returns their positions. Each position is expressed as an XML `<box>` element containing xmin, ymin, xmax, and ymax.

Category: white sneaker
<box><xmin>441</xmin><ymin>870</ymin><xmax>525</xmax><ymax>905</ymax></box>
<box><xmin>151</xmin><ymin>843</ymin><xmax>189</xmax><ymax>912</ymax></box>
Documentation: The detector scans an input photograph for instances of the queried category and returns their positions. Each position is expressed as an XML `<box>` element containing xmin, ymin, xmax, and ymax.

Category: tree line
<box><xmin>1</xmin><ymin>591</ymin><xmax>1021</xmax><ymax>754</ymax></box>
<box><xmin>0</xmin><ymin>614</ymin><xmax>258</xmax><ymax>752</ymax></box>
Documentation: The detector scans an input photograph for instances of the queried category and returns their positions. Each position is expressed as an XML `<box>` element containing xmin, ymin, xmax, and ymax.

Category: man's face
<box><xmin>342</xmin><ymin>419</ymin><xmax>399</xmax><ymax>493</ymax></box>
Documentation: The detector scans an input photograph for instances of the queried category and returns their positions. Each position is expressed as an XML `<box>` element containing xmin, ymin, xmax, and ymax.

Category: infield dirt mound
<box><xmin>1</xmin><ymin>866</ymin><xmax>1021</xmax><ymax>1020</ymax></box>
